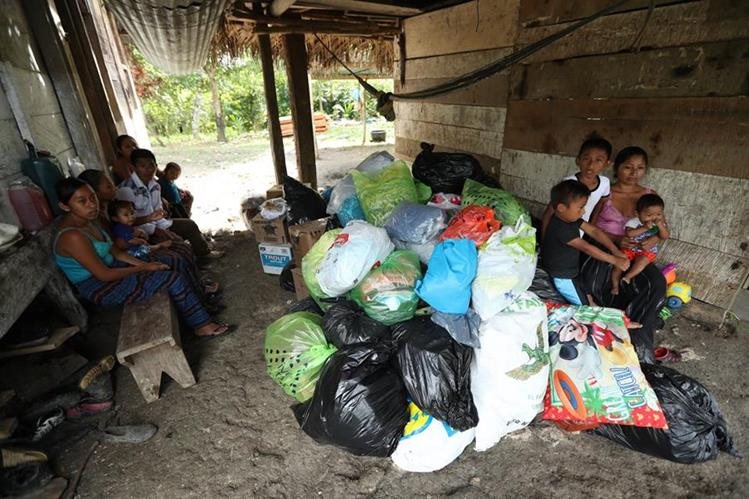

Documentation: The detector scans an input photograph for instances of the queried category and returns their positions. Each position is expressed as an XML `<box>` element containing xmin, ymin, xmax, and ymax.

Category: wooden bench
<box><xmin>116</xmin><ymin>291</ymin><xmax>195</xmax><ymax>403</ymax></box>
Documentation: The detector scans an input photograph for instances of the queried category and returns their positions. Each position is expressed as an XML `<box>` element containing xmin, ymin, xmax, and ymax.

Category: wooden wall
<box><xmin>396</xmin><ymin>0</ymin><xmax>749</xmax><ymax>308</ymax></box>
<box><xmin>395</xmin><ymin>0</ymin><xmax>520</xmax><ymax>177</ymax></box>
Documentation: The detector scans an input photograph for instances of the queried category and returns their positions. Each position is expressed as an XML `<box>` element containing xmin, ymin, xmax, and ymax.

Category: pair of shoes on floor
<box><xmin>78</xmin><ymin>356</ymin><xmax>116</xmax><ymax>391</ymax></box>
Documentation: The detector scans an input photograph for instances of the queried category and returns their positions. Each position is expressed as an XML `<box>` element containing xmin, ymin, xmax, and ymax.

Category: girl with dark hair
<box><xmin>112</xmin><ymin>135</ymin><xmax>138</xmax><ymax>184</ymax></box>
<box><xmin>581</xmin><ymin>146</ymin><xmax>667</xmax><ymax>363</ymax></box>
<box><xmin>53</xmin><ymin>178</ymin><xmax>230</xmax><ymax>337</ymax></box>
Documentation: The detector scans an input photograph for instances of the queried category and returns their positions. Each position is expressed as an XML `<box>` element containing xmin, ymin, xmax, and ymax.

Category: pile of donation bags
<box><xmin>263</xmin><ymin>146</ymin><xmax>739</xmax><ymax>472</ymax></box>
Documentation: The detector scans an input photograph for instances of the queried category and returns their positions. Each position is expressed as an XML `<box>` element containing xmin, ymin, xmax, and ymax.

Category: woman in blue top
<box><xmin>53</xmin><ymin>178</ymin><xmax>230</xmax><ymax>337</ymax></box>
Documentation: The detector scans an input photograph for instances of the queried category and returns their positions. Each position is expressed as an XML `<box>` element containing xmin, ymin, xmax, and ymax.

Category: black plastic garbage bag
<box><xmin>293</xmin><ymin>343</ymin><xmax>409</xmax><ymax>457</ymax></box>
<box><xmin>392</xmin><ymin>316</ymin><xmax>478</xmax><ymax>431</ymax></box>
<box><xmin>279</xmin><ymin>262</ymin><xmax>295</xmax><ymax>292</ymax></box>
<box><xmin>594</xmin><ymin>363</ymin><xmax>741</xmax><ymax>464</ymax></box>
<box><xmin>322</xmin><ymin>301</ymin><xmax>390</xmax><ymax>348</ymax></box>
<box><xmin>528</xmin><ymin>267</ymin><xmax>566</xmax><ymax>303</ymax></box>
<box><xmin>412</xmin><ymin>143</ymin><xmax>482</xmax><ymax>194</ymax></box>
<box><xmin>283</xmin><ymin>175</ymin><xmax>327</xmax><ymax>225</ymax></box>
<box><xmin>287</xmin><ymin>297</ymin><xmax>324</xmax><ymax>316</ymax></box>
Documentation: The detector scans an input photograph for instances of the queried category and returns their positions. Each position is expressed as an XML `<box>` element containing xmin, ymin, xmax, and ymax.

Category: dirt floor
<box><xmin>40</xmin><ymin>141</ymin><xmax>748</xmax><ymax>497</ymax></box>
<box><xmin>46</xmin><ymin>232</ymin><xmax>748</xmax><ymax>498</ymax></box>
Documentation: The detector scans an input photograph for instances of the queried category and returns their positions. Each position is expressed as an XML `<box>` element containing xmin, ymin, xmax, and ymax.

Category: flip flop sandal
<box><xmin>99</xmin><ymin>424</ymin><xmax>157</xmax><ymax>444</ymax></box>
<box><xmin>195</xmin><ymin>322</ymin><xmax>234</xmax><ymax>337</ymax></box>
<box><xmin>654</xmin><ymin>346</ymin><xmax>682</xmax><ymax>363</ymax></box>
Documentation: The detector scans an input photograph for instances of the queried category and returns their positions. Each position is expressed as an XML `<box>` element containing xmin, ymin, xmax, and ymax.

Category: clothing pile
<box><xmin>263</xmin><ymin>146</ymin><xmax>739</xmax><ymax>472</ymax></box>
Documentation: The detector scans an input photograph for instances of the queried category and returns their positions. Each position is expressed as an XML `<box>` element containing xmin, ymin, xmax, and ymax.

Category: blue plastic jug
<box><xmin>21</xmin><ymin>140</ymin><xmax>66</xmax><ymax>215</ymax></box>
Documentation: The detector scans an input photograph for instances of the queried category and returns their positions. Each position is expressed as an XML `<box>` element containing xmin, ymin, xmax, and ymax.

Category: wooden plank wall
<box><xmin>396</xmin><ymin>0</ymin><xmax>749</xmax><ymax>308</ymax></box>
<box><xmin>395</xmin><ymin>0</ymin><xmax>520</xmax><ymax>177</ymax></box>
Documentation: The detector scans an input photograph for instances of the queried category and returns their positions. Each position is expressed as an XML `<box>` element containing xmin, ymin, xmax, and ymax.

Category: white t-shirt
<box><xmin>563</xmin><ymin>173</ymin><xmax>610</xmax><ymax>222</ymax></box>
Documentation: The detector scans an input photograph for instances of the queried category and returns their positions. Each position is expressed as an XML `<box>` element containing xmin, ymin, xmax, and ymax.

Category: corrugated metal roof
<box><xmin>106</xmin><ymin>0</ymin><xmax>229</xmax><ymax>75</ymax></box>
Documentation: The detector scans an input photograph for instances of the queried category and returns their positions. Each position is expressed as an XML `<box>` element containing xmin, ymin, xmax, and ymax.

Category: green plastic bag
<box><xmin>349</xmin><ymin>250</ymin><xmax>422</xmax><ymax>325</ymax></box>
<box><xmin>415</xmin><ymin>180</ymin><xmax>432</xmax><ymax>204</ymax></box>
<box><xmin>301</xmin><ymin>229</ymin><xmax>342</xmax><ymax>308</ymax></box>
<box><xmin>461</xmin><ymin>178</ymin><xmax>530</xmax><ymax>226</ymax></box>
<box><xmin>264</xmin><ymin>312</ymin><xmax>337</xmax><ymax>402</ymax></box>
<box><xmin>352</xmin><ymin>160</ymin><xmax>419</xmax><ymax>226</ymax></box>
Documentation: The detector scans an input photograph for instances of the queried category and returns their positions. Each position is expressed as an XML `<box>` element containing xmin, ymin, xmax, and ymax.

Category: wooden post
<box><xmin>360</xmin><ymin>82</ymin><xmax>367</xmax><ymax>145</ymax></box>
<box><xmin>258</xmin><ymin>34</ymin><xmax>287</xmax><ymax>184</ymax></box>
<box><xmin>55</xmin><ymin>0</ymin><xmax>118</xmax><ymax>167</ymax></box>
<box><xmin>283</xmin><ymin>34</ymin><xmax>317</xmax><ymax>188</ymax></box>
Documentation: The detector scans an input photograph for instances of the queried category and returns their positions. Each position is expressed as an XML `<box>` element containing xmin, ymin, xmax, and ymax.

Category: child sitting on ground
<box><xmin>611</xmin><ymin>193</ymin><xmax>670</xmax><ymax>295</ymax></box>
<box><xmin>108</xmin><ymin>200</ymin><xmax>171</xmax><ymax>258</ymax></box>
<box><xmin>158</xmin><ymin>162</ymin><xmax>193</xmax><ymax>219</ymax></box>
<box><xmin>542</xmin><ymin>179</ymin><xmax>630</xmax><ymax>305</ymax></box>
<box><xmin>541</xmin><ymin>134</ymin><xmax>613</xmax><ymax>237</ymax></box>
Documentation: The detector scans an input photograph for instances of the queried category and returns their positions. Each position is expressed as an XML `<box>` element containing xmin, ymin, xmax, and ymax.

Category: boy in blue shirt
<box><xmin>158</xmin><ymin>162</ymin><xmax>193</xmax><ymax>219</ymax></box>
<box><xmin>542</xmin><ymin>180</ymin><xmax>630</xmax><ymax>305</ymax></box>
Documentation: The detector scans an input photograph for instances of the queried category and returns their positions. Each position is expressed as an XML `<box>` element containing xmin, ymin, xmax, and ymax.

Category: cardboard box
<box><xmin>258</xmin><ymin>243</ymin><xmax>293</xmax><ymax>275</ymax></box>
<box><xmin>291</xmin><ymin>267</ymin><xmax>309</xmax><ymax>300</ymax></box>
<box><xmin>266</xmin><ymin>184</ymin><xmax>284</xmax><ymax>200</ymax></box>
<box><xmin>289</xmin><ymin>218</ymin><xmax>329</xmax><ymax>265</ymax></box>
<box><xmin>250</xmin><ymin>212</ymin><xmax>289</xmax><ymax>244</ymax></box>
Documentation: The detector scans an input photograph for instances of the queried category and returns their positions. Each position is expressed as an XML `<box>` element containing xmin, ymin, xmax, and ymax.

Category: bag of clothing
<box><xmin>394</xmin><ymin>237</ymin><xmax>440</xmax><ymax>266</ymax></box>
<box><xmin>337</xmin><ymin>196</ymin><xmax>366</xmax><ymax>227</ymax></box>
<box><xmin>391</xmin><ymin>402</ymin><xmax>475</xmax><ymax>473</ymax></box>
<box><xmin>352</xmin><ymin>160</ymin><xmax>419</xmax><ymax>226</ymax></box>
<box><xmin>322</xmin><ymin>301</ymin><xmax>390</xmax><ymax>348</ymax></box>
<box><xmin>301</xmin><ymin>229</ymin><xmax>342</xmax><ymax>308</ymax></box>
<box><xmin>431</xmin><ymin>309</ymin><xmax>481</xmax><ymax>348</ymax></box>
<box><xmin>264</xmin><ymin>312</ymin><xmax>337</xmax><ymax>402</ymax></box>
<box><xmin>293</xmin><ymin>343</ymin><xmax>409</xmax><ymax>457</ymax></box>
<box><xmin>471</xmin><ymin>221</ymin><xmax>537</xmax><ymax>320</ymax></box>
<box><xmin>415</xmin><ymin>239</ymin><xmax>477</xmax><ymax>315</ymax></box>
<box><xmin>471</xmin><ymin>293</ymin><xmax>549</xmax><ymax>451</ymax></box>
<box><xmin>439</xmin><ymin>205</ymin><xmax>500</xmax><ymax>246</ymax></box>
<box><xmin>412</xmin><ymin>142</ymin><xmax>482</xmax><ymax>194</ymax></box>
<box><xmin>392</xmin><ymin>317</ymin><xmax>478</xmax><ymax>431</ymax></box>
<box><xmin>543</xmin><ymin>305</ymin><xmax>667</xmax><ymax>429</ymax></box>
<box><xmin>316</xmin><ymin>221</ymin><xmax>393</xmax><ymax>297</ymax></box>
<box><xmin>326</xmin><ymin>151</ymin><xmax>394</xmax><ymax>216</ymax></box>
<box><xmin>461</xmin><ymin>178</ymin><xmax>529</xmax><ymax>226</ymax></box>
<box><xmin>283</xmin><ymin>175</ymin><xmax>327</xmax><ymax>225</ymax></box>
<box><xmin>594</xmin><ymin>363</ymin><xmax>741</xmax><ymax>463</ymax></box>
<box><xmin>384</xmin><ymin>202</ymin><xmax>446</xmax><ymax>245</ymax></box>
<box><xmin>348</xmin><ymin>250</ymin><xmax>422</xmax><ymax>325</ymax></box>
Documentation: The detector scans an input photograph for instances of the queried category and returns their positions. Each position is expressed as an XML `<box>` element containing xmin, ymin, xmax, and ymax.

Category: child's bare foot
<box><xmin>611</xmin><ymin>283</ymin><xmax>620</xmax><ymax>296</ymax></box>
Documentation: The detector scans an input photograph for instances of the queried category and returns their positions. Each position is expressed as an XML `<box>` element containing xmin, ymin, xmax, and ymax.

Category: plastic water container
<box><xmin>8</xmin><ymin>180</ymin><xmax>53</xmax><ymax>232</ymax></box>
<box><xmin>21</xmin><ymin>140</ymin><xmax>65</xmax><ymax>215</ymax></box>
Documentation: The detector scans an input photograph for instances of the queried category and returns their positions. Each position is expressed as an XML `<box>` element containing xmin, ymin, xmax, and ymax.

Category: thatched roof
<box><xmin>212</xmin><ymin>3</ymin><xmax>403</xmax><ymax>78</ymax></box>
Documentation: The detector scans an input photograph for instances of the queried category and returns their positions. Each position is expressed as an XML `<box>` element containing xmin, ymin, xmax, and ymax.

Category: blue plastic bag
<box><xmin>338</xmin><ymin>196</ymin><xmax>366</xmax><ymax>227</ymax></box>
<box><xmin>415</xmin><ymin>239</ymin><xmax>477</xmax><ymax>314</ymax></box>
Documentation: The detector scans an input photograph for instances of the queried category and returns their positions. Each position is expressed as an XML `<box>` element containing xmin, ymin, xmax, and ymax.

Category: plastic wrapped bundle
<box><xmin>352</xmin><ymin>160</ymin><xmax>419</xmax><ymax>226</ymax></box>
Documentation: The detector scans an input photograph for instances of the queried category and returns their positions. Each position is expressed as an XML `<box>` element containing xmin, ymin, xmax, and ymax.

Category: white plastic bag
<box><xmin>471</xmin><ymin>220</ymin><xmax>537</xmax><ymax>321</ymax></box>
<box><xmin>326</xmin><ymin>151</ymin><xmax>394</xmax><ymax>215</ymax></box>
<box><xmin>471</xmin><ymin>292</ymin><xmax>549</xmax><ymax>451</ymax></box>
<box><xmin>316</xmin><ymin>220</ymin><xmax>394</xmax><ymax>297</ymax></box>
<box><xmin>260</xmin><ymin>198</ymin><xmax>288</xmax><ymax>220</ymax></box>
<box><xmin>391</xmin><ymin>402</ymin><xmax>475</xmax><ymax>473</ymax></box>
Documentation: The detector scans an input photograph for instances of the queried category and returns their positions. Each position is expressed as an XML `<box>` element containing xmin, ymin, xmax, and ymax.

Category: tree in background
<box><xmin>130</xmin><ymin>46</ymin><xmax>391</xmax><ymax>143</ymax></box>
<box><xmin>206</xmin><ymin>64</ymin><xmax>227</xmax><ymax>142</ymax></box>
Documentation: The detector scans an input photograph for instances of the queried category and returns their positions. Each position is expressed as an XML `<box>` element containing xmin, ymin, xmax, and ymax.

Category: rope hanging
<box><xmin>312</xmin><ymin>0</ymin><xmax>636</xmax><ymax>119</ymax></box>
